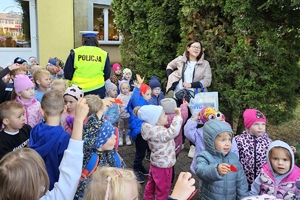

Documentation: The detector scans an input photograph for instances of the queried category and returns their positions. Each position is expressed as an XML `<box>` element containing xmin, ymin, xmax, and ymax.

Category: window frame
<box><xmin>89</xmin><ymin>1</ymin><xmax>121</xmax><ymax>45</ymax></box>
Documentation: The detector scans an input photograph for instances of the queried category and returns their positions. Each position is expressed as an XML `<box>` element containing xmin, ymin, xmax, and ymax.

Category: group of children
<box><xmin>0</xmin><ymin>57</ymin><xmax>300</xmax><ymax>200</ymax></box>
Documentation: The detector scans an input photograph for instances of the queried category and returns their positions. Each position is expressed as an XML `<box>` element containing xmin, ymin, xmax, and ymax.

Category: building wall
<box><xmin>74</xmin><ymin>0</ymin><xmax>121</xmax><ymax>64</ymax></box>
<box><xmin>36</xmin><ymin>0</ymin><xmax>74</xmax><ymax>66</ymax></box>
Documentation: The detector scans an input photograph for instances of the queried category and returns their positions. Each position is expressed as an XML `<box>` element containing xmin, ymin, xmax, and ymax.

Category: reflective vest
<box><xmin>72</xmin><ymin>46</ymin><xmax>107</xmax><ymax>92</ymax></box>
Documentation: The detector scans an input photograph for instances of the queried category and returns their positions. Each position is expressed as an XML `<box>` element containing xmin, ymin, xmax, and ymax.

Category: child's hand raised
<box><xmin>75</xmin><ymin>98</ymin><xmax>89</xmax><ymax>121</ymax></box>
<box><xmin>136</xmin><ymin>74</ymin><xmax>144</xmax><ymax>86</ymax></box>
<box><xmin>97</xmin><ymin>98</ymin><xmax>115</xmax><ymax>119</ymax></box>
<box><xmin>72</xmin><ymin>98</ymin><xmax>89</xmax><ymax>141</ymax></box>
<box><xmin>170</xmin><ymin>172</ymin><xmax>196</xmax><ymax>200</ymax></box>
<box><xmin>217</xmin><ymin>163</ymin><xmax>230</xmax><ymax>175</ymax></box>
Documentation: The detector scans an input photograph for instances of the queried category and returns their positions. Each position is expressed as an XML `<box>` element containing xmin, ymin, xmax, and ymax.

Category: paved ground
<box><xmin>118</xmin><ymin>139</ymin><xmax>200</xmax><ymax>200</ymax></box>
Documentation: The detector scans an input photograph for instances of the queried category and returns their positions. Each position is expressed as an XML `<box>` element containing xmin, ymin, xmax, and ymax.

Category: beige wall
<box><xmin>101</xmin><ymin>45</ymin><xmax>121</xmax><ymax>64</ymax></box>
<box><xmin>36</xmin><ymin>0</ymin><xmax>74</xmax><ymax>66</ymax></box>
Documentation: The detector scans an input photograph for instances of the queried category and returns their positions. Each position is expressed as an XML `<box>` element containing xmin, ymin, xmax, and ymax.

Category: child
<box><xmin>33</xmin><ymin>69</ymin><xmax>51</xmax><ymax>102</ymax></box>
<box><xmin>83</xmin><ymin>167</ymin><xmax>139</xmax><ymax>200</ymax></box>
<box><xmin>135</xmin><ymin>105</ymin><xmax>183</xmax><ymax>200</ymax></box>
<box><xmin>117</xmin><ymin>80</ymin><xmax>132</xmax><ymax>146</ymax></box>
<box><xmin>109</xmin><ymin>63</ymin><xmax>123</xmax><ymax>86</ymax></box>
<box><xmin>50</xmin><ymin>78</ymin><xmax>67</xmax><ymax>95</ymax></box>
<box><xmin>249</xmin><ymin>140</ymin><xmax>300</xmax><ymax>199</ymax></box>
<box><xmin>126</xmin><ymin>74</ymin><xmax>151</xmax><ymax>183</ymax></box>
<box><xmin>196</xmin><ymin>120</ymin><xmax>248</xmax><ymax>199</ymax></box>
<box><xmin>28</xmin><ymin>56</ymin><xmax>38</xmax><ymax>66</ymax></box>
<box><xmin>47</xmin><ymin>58</ymin><xmax>64</xmax><ymax>80</ymax></box>
<box><xmin>104</xmin><ymin>79</ymin><xmax>119</xmax><ymax>125</ymax></box>
<box><xmin>29</xmin><ymin>90</ymin><xmax>71</xmax><ymax>189</ymax></box>
<box><xmin>83</xmin><ymin>167</ymin><xmax>197</xmax><ymax>200</ymax></box>
<box><xmin>0</xmin><ymin>98</ymin><xmax>89</xmax><ymax>200</ymax></box>
<box><xmin>235</xmin><ymin>109</ymin><xmax>272</xmax><ymax>187</ymax></box>
<box><xmin>123</xmin><ymin>68</ymin><xmax>134</xmax><ymax>91</ymax></box>
<box><xmin>161</xmin><ymin>98</ymin><xmax>188</xmax><ymax>156</ymax></box>
<box><xmin>149</xmin><ymin>76</ymin><xmax>164</xmax><ymax>105</ymax></box>
<box><xmin>61</xmin><ymin>84</ymin><xmax>84</xmax><ymax>134</ymax></box>
<box><xmin>74</xmin><ymin>96</ymin><xmax>125</xmax><ymax>200</ymax></box>
<box><xmin>184</xmin><ymin>106</ymin><xmax>239</xmax><ymax>174</ymax></box>
<box><xmin>13</xmin><ymin>74</ymin><xmax>42</xmax><ymax>128</ymax></box>
<box><xmin>0</xmin><ymin>63</ymin><xmax>24</xmax><ymax>103</ymax></box>
<box><xmin>0</xmin><ymin>101</ymin><xmax>31</xmax><ymax>159</ymax></box>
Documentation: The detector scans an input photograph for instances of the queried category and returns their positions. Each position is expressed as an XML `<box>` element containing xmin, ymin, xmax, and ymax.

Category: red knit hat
<box><xmin>139</xmin><ymin>83</ymin><xmax>150</xmax><ymax>94</ymax></box>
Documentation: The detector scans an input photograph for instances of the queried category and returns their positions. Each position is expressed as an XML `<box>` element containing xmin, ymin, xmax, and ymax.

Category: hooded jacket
<box><xmin>235</xmin><ymin>130</ymin><xmax>272</xmax><ymax>185</ymax></box>
<box><xmin>195</xmin><ymin>120</ymin><xmax>248</xmax><ymax>200</ymax></box>
<box><xmin>29</xmin><ymin>122</ymin><xmax>70</xmax><ymax>190</ymax></box>
<box><xmin>149</xmin><ymin>91</ymin><xmax>164</xmax><ymax>106</ymax></box>
<box><xmin>249</xmin><ymin>140</ymin><xmax>300</xmax><ymax>199</ymax></box>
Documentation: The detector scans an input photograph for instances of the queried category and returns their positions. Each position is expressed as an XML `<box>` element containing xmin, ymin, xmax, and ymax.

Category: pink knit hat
<box><xmin>14</xmin><ymin>74</ymin><xmax>34</xmax><ymax>93</ymax></box>
<box><xmin>112</xmin><ymin>63</ymin><xmax>122</xmax><ymax>72</ymax></box>
<box><xmin>243</xmin><ymin>109</ymin><xmax>266</xmax><ymax>129</ymax></box>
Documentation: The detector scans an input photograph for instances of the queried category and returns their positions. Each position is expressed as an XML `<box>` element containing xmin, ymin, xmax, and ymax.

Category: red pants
<box><xmin>143</xmin><ymin>164</ymin><xmax>173</xmax><ymax>200</ymax></box>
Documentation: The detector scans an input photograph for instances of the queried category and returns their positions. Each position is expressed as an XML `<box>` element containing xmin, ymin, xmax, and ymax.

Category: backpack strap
<box><xmin>79</xmin><ymin>152</ymin><xmax>100</xmax><ymax>184</ymax></box>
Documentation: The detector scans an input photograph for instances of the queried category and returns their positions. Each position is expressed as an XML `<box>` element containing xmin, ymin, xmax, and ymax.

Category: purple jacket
<box><xmin>184</xmin><ymin>119</ymin><xmax>239</xmax><ymax>173</ymax></box>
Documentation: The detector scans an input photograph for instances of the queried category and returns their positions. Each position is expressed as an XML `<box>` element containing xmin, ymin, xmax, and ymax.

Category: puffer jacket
<box><xmin>126</xmin><ymin>87</ymin><xmax>149</xmax><ymax>141</ymax></box>
<box><xmin>249</xmin><ymin>140</ymin><xmax>300</xmax><ymax>200</ymax></box>
<box><xmin>166</xmin><ymin>53</ymin><xmax>212</xmax><ymax>92</ymax></box>
<box><xmin>195</xmin><ymin>120</ymin><xmax>248</xmax><ymax>200</ymax></box>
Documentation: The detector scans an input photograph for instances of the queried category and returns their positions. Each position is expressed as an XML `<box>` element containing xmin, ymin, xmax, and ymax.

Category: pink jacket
<box><xmin>165</xmin><ymin>103</ymin><xmax>188</xmax><ymax>155</ymax></box>
<box><xmin>15</xmin><ymin>97</ymin><xmax>42</xmax><ymax>128</ymax></box>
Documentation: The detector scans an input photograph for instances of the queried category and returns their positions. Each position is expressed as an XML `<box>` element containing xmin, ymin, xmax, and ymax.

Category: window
<box><xmin>0</xmin><ymin>0</ymin><xmax>31</xmax><ymax>48</ymax></box>
<box><xmin>93</xmin><ymin>4</ymin><xmax>121</xmax><ymax>44</ymax></box>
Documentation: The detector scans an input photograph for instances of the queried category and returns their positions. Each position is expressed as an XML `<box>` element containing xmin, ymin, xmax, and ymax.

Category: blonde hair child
<box><xmin>50</xmin><ymin>79</ymin><xmax>67</xmax><ymax>95</ymax></box>
<box><xmin>32</xmin><ymin>69</ymin><xmax>51</xmax><ymax>102</ymax></box>
<box><xmin>0</xmin><ymin>98</ymin><xmax>89</xmax><ymax>200</ymax></box>
<box><xmin>12</xmin><ymin>74</ymin><xmax>42</xmax><ymax>128</ymax></box>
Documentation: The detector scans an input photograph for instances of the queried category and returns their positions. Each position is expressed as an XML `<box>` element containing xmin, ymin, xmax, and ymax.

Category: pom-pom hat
<box><xmin>14</xmin><ymin>74</ymin><xmax>34</xmax><ymax>93</ymax></box>
<box><xmin>243</xmin><ymin>109</ymin><xmax>266</xmax><ymax>129</ymax></box>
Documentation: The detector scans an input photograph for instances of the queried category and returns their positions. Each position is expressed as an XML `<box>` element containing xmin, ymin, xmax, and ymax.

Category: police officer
<box><xmin>64</xmin><ymin>31</ymin><xmax>111</xmax><ymax>98</ymax></box>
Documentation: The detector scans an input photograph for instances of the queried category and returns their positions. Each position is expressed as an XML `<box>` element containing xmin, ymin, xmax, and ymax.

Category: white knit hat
<box><xmin>137</xmin><ymin>105</ymin><xmax>163</xmax><ymax>125</ymax></box>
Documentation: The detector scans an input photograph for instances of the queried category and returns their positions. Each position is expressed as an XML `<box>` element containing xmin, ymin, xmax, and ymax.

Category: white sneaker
<box><xmin>188</xmin><ymin>145</ymin><xmax>195</xmax><ymax>158</ymax></box>
<box><xmin>119</xmin><ymin>136</ymin><xmax>123</xmax><ymax>146</ymax></box>
<box><xmin>125</xmin><ymin>135</ymin><xmax>132</xmax><ymax>145</ymax></box>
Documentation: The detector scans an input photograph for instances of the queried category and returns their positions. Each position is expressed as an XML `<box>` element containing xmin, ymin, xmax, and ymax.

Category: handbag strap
<box><xmin>181</xmin><ymin>61</ymin><xmax>188</xmax><ymax>82</ymax></box>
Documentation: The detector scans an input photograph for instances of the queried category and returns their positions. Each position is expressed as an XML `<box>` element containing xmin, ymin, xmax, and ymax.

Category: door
<box><xmin>0</xmin><ymin>0</ymin><xmax>37</xmax><ymax>68</ymax></box>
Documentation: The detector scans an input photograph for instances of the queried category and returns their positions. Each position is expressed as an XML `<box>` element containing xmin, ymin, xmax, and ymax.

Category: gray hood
<box><xmin>203</xmin><ymin>120</ymin><xmax>233</xmax><ymax>156</ymax></box>
<box><xmin>266</xmin><ymin>140</ymin><xmax>294</xmax><ymax>184</ymax></box>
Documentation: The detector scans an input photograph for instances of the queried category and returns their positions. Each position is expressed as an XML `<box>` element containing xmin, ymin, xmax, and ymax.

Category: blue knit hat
<box><xmin>149</xmin><ymin>76</ymin><xmax>161</xmax><ymax>89</ymax></box>
<box><xmin>95</xmin><ymin>118</ymin><xmax>115</xmax><ymax>148</ymax></box>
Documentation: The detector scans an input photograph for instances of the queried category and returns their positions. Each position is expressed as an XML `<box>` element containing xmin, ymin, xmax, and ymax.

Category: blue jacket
<box><xmin>149</xmin><ymin>91</ymin><xmax>164</xmax><ymax>105</ymax></box>
<box><xmin>126</xmin><ymin>87</ymin><xmax>149</xmax><ymax>141</ymax></box>
<box><xmin>195</xmin><ymin>120</ymin><xmax>248</xmax><ymax>200</ymax></box>
<box><xmin>29</xmin><ymin>122</ymin><xmax>70</xmax><ymax>190</ymax></box>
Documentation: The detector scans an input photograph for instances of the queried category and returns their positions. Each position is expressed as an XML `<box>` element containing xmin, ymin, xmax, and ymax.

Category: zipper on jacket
<box><xmin>253</xmin><ymin>136</ymin><xmax>257</xmax><ymax>182</ymax></box>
